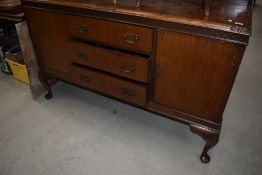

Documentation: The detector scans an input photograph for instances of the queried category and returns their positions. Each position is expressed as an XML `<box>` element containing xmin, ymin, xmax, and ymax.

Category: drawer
<box><xmin>67</xmin><ymin>41</ymin><xmax>149</xmax><ymax>83</ymax></box>
<box><xmin>70</xmin><ymin>65</ymin><xmax>147</xmax><ymax>106</ymax></box>
<box><xmin>68</xmin><ymin>15</ymin><xmax>153</xmax><ymax>54</ymax></box>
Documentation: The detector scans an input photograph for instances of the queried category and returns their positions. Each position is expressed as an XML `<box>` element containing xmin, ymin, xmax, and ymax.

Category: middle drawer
<box><xmin>67</xmin><ymin>41</ymin><xmax>149</xmax><ymax>83</ymax></box>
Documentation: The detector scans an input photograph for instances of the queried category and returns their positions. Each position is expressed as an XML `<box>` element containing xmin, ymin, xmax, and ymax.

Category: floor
<box><xmin>0</xmin><ymin>3</ymin><xmax>262</xmax><ymax>175</ymax></box>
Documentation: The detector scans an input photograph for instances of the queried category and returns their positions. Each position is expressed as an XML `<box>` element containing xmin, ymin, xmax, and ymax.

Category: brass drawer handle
<box><xmin>80</xmin><ymin>75</ymin><xmax>90</xmax><ymax>82</ymax></box>
<box><xmin>123</xmin><ymin>33</ymin><xmax>139</xmax><ymax>44</ymax></box>
<box><xmin>76</xmin><ymin>51</ymin><xmax>88</xmax><ymax>60</ymax></box>
<box><xmin>120</xmin><ymin>64</ymin><xmax>135</xmax><ymax>73</ymax></box>
<box><xmin>120</xmin><ymin>88</ymin><xmax>134</xmax><ymax>97</ymax></box>
<box><xmin>76</xmin><ymin>24</ymin><xmax>87</xmax><ymax>33</ymax></box>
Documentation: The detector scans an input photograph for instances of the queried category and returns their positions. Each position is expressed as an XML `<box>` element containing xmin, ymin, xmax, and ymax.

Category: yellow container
<box><xmin>5</xmin><ymin>58</ymin><xmax>29</xmax><ymax>84</ymax></box>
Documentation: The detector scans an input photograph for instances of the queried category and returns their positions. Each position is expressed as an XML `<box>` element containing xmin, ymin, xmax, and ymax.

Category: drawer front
<box><xmin>70</xmin><ymin>66</ymin><xmax>147</xmax><ymax>106</ymax></box>
<box><xmin>68</xmin><ymin>15</ymin><xmax>153</xmax><ymax>54</ymax></box>
<box><xmin>68</xmin><ymin>42</ymin><xmax>149</xmax><ymax>83</ymax></box>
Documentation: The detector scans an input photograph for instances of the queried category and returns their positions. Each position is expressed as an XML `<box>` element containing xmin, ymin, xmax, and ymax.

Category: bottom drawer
<box><xmin>70</xmin><ymin>65</ymin><xmax>147</xmax><ymax>106</ymax></box>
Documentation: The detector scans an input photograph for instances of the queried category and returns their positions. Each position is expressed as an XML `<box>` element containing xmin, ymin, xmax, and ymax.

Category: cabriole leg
<box><xmin>190</xmin><ymin>124</ymin><xmax>220</xmax><ymax>163</ymax></box>
<box><xmin>38</xmin><ymin>72</ymin><xmax>53</xmax><ymax>100</ymax></box>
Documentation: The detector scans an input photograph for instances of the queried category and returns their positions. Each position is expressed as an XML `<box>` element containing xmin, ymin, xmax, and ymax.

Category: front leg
<box><xmin>190</xmin><ymin>124</ymin><xmax>220</xmax><ymax>163</ymax></box>
<box><xmin>38</xmin><ymin>72</ymin><xmax>53</xmax><ymax>100</ymax></box>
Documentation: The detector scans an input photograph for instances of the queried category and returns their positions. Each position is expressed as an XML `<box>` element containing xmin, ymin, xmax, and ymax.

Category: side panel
<box><xmin>25</xmin><ymin>8</ymin><xmax>70</xmax><ymax>74</ymax></box>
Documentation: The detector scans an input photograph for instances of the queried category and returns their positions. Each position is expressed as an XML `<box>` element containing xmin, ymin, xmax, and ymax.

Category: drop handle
<box><xmin>75</xmin><ymin>51</ymin><xmax>88</xmax><ymax>60</ymax></box>
<box><xmin>80</xmin><ymin>75</ymin><xmax>90</xmax><ymax>82</ymax></box>
<box><xmin>120</xmin><ymin>88</ymin><xmax>135</xmax><ymax>97</ymax></box>
<box><xmin>123</xmin><ymin>33</ymin><xmax>139</xmax><ymax>44</ymax></box>
<box><xmin>120</xmin><ymin>64</ymin><xmax>135</xmax><ymax>73</ymax></box>
<box><xmin>76</xmin><ymin>24</ymin><xmax>88</xmax><ymax>33</ymax></box>
<box><xmin>232</xmin><ymin>55</ymin><xmax>237</xmax><ymax>66</ymax></box>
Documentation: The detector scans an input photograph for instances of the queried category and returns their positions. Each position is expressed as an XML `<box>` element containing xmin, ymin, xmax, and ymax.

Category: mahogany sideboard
<box><xmin>22</xmin><ymin>0</ymin><xmax>253</xmax><ymax>163</ymax></box>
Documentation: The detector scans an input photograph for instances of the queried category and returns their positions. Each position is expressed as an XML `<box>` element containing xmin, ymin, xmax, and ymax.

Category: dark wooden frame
<box><xmin>22</xmin><ymin>0</ymin><xmax>252</xmax><ymax>164</ymax></box>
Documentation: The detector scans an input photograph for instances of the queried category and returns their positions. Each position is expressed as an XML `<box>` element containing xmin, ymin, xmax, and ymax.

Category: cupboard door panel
<box><xmin>153</xmin><ymin>30</ymin><xmax>244</xmax><ymax>123</ymax></box>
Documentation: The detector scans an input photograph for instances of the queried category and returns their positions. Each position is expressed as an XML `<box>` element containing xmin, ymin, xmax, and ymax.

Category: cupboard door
<box><xmin>25</xmin><ymin>9</ymin><xmax>70</xmax><ymax>74</ymax></box>
<box><xmin>153</xmin><ymin>30</ymin><xmax>245</xmax><ymax>123</ymax></box>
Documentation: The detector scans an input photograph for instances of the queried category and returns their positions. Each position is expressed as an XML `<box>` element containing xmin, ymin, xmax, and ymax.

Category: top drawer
<box><xmin>68</xmin><ymin>15</ymin><xmax>153</xmax><ymax>54</ymax></box>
